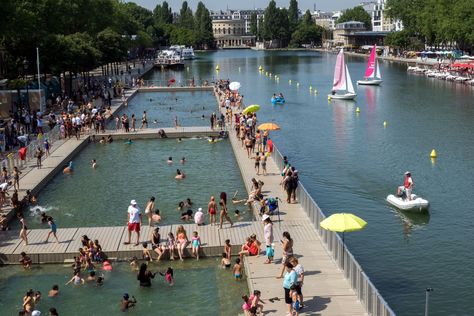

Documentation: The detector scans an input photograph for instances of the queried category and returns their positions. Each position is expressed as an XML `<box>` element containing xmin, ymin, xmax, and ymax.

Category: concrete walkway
<box><xmin>219</xmin><ymin>104</ymin><xmax>366</xmax><ymax>315</ymax></box>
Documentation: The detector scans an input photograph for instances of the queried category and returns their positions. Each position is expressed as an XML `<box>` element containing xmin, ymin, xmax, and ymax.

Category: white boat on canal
<box><xmin>386</xmin><ymin>194</ymin><xmax>430</xmax><ymax>212</ymax></box>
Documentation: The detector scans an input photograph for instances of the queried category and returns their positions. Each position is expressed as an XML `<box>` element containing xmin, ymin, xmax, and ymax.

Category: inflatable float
<box><xmin>271</xmin><ymin>96</ymin><xmax>285</xmax><ymax>104</ymax></box>
<box><xmin>386</xmin><ymin>194</ymin><xmax>429</xmax><ymax>212</ymax></box>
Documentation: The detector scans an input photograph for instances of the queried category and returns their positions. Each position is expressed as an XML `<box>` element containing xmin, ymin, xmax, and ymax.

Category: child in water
<box><xmin>159</xmin><ymin>267</ymin><xmax>174</xmax><ymax>286</ymax></box>
<box><xmin>142</xmin><ymin>242</ymin><xmax>153</xmax><ymax>262</ymax></box>
<box><xmin>191</xmin><ymin>231</ymin><xmax>201</xmax><ymax>260</ymax></box>
<box><xmin>221</xmin><ymin>253</ymin><xmax>231</xmax><ymax>269</ymax></box>
<box><xmin>232</xmin><ymin>258</ymin><xmax>242</xmax><ymax>280</ymax></box>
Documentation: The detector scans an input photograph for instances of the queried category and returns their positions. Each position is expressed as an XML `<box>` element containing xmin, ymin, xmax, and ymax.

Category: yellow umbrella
<box><xmin>320</xmin><ymin>213</ymin><xmax>367</xmax><ymax>266</ymax></box>
<box><xmin>242</xmin><ymin>104</ymin><xmax>260</xmax><ymax>114</ymax></box>
<box><xmin>257</xmin><ymin>122</ymin><xmax>280</xmax><ymax>131</ymax></box>
<box><xmin>320</xmin><ymin>213</ymin><xmax>367</xmax><ymax>232</ymax></box>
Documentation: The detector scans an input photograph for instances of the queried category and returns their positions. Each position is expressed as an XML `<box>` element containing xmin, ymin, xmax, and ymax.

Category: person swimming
<box><xmin>175</xmin><ymin>169</ymin><xmax>185</xmax><ymax>180</ymax></box>
<box><xmin>180</xmin><ymin>157</ymin><xmax>186</xmax><ymax>164</ymax></box>
<box><xmin>125</xmin><ymin>138</ymin><xmax>133</xmax><ymax>144</ymax></box>
<box><xmin>167</xmin><ymin>157</ymin><xmax>173</xmax><ymax>164</ymax></box>
<box><xmin>91</xmin><ymin>159</ymin><xmax>97</xmax><ymax>168</ymax></box>
<box><xmin>63</xmin><ymin>161</ymin><xmax>73</xmax><ymax>174</ymax></box>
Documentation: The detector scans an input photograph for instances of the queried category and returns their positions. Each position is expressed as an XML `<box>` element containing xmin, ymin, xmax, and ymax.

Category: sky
<box><xmin>130</xmin><ymin>0</ymin><xmax>363</xmax><ymax>12</ymax></box>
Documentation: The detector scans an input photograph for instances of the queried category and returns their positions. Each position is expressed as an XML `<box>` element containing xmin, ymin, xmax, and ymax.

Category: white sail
<box><xmin>376</xmin><ymin>60</ymin><xmax>381</xmax><ymax>79</ymax></box>
<box><xmin>346</xmin><ymin>65</ymin><xmax>355</xmax><ymax>94</ymax></box>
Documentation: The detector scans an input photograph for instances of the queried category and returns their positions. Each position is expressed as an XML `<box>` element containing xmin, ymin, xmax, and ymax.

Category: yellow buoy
<box><xmin>430</xmin><ymin>149</ymin><xmax>437</xmax><ymax>158</ymax></box>
<box><xmin>383</xmin><ymin>120</ymin><xmax>387</xmax><ymax>127</ymax></box>
<box><xmin>328</xmin><ymin>96</ymin><xmax>331</xmax><ymax>101</ymax></box>
<box><xmin>356</xmin><ymin>107</ymin><xmax>360</xmax><ymax>113</ymax></box>
<box><xmin>289</xmin><ymin>80</ymin><xmax>292</xmax><ymax>84</ymax></box>
<box><xmin>296</xmin><ymin>82</ymin><xmax>300</xmax><ymax>87</ymax></box>
<box><xmin>314</xmin><ymin>89</ymin><xmax>318</xmax><ymax>94</ymax></box>
<box><xmin>215</xmin><ymin>65</ymin><xmax>220</xmax><ymax>71</ymax></box>
<box><xmin>258</xmin><ymin>65</ymin><xmax>263</xmax><ymax>71</ymax></box>
<box><xmin>309</xmin><ymin>86</ymin><xmax>312</xmax><ymax>90</ymax></box>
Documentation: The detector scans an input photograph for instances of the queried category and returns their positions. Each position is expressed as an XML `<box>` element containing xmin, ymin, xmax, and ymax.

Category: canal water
<box><xmin>0</xmin><ymin>259</ymin><xmax>248</xmax><ymax>315</ymax></box>
<box><xmin>144</xmin><ymin>50</ymin><xmax>474</xmax><ymax>315</ymax></box>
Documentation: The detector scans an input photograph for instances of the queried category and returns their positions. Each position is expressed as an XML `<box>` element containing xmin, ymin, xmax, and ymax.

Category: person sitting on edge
<box><xmin>397</xmin><ymin>171</ymin><xmax>413</xmax><ymax>200</ymax></box>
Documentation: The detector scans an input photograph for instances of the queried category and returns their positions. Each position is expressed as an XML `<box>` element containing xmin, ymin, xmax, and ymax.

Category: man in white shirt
<box><xmin>194</xmin><ymin>208</ymin><xmax>205</xmax><ymax>226</ymax></box>
<box><xmin>125</xmin><ymin>200</ymin><xmax>141</xmax><ymax>245</ymax></box>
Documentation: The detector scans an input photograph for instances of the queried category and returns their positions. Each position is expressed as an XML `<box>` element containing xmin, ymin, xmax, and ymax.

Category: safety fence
<box><xmin>271</xmin><ymin>144</ymin><xmax>396</xmax><ymax>316</ymax></box>
<box><xmin>0</xmin><ymin>125</ymin><xmax>61</xmax><ymax>175</ymax></box>
<box><xmin>142</xmin><ymin>79</ymin><xmax>214</xmax><ymax>88</ymax></box>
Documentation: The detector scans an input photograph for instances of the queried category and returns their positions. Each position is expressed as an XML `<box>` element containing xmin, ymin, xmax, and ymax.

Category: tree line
<box><xmin>249</xmin><ymin>0</ymin><xmax>325</xmax><ymax>48</ymax></box>
<box><xmin>0</xmin><ymin>0</ymin><xmax>214</xmax><ymax>79</ymax></box>
<box><xmin>385</xmin><ymin>0</ymin><xmax>474</xmax><ymax>52</ymax></box>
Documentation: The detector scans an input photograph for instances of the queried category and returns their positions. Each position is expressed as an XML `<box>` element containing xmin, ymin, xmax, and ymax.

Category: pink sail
<box><xmin>333</xmin><ymin>49</ymin><xmax>346</xmax><ymax>90</ymax></box>
<box><xmin>365</xmin><ymin>45</ymin><xmax>376</xmax><ymax>78</ymax></box>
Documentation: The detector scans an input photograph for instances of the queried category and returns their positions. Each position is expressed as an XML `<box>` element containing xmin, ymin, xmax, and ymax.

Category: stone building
<box><xmin>210</xmin><ymin>9</ymin><xmax>263</xmax><ymax>48</ymax></box>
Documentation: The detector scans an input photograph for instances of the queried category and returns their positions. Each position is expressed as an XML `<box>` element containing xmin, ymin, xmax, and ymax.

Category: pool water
<box><xmin>22</xmin><ymin>138</ymin><xmax>251</xmax><ymax>229</ymax></box>
<box><xmin>0</xmin><ymin>259</ymin><xmax>248</xmax><ymax>316</ymax></box>
<box><xmin>109</xmin><ymin>91</ymin><xmax>218</xmax><ymax>128</ymax></box>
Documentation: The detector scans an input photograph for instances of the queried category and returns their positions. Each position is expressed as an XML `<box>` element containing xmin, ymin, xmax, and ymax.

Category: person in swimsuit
<box><xmin>208</xmin><ymin>196</ymin><xmax>217</xmax><ymax>225</ymax></box>
<box><xmin>244</xmin><ymin>136</ymin><xmax>253</xmax><ymax>158</ymax></box>
<box><xmin>151</xmin><ymin>227</ymin><xmax>166</xmax><ymax>261</ymax></box>
<box><xmin>48</xmin><ymin>285</ymin><xmax>59</xmax><ymax>297</ymax></box>
<box><xmin>254</xmin><ymin>152</ymin><xmax>261</xmax><ymax>175</ymax></box>
<box><xmin>278</xmin><ymin>231</ymin><xmax>294</xmax><ymax>278</ymax></box>
<box><xmin>159</xmin><ymin>267</ymin><xmax>174</xmax><ymax>286</ymax></box>
<box><xmin>175</xmin><ymin>225</ymin><xmax>188</xmax><ymax>261</ymax></box>
<box><xmin>12</xmin><ymin>166</ymin><xmax>21</xmax><ymax>190</ymax></box>
<box><xmin>191</xmin><ymin>231</ymin><xmax>201</xmax><ymax>260</ymax></box>
<box><xmin>224</xmin><ymin>239</ymin><xmax>232</xmax><ymax>259</ymax></box>
<box><xmin>167</xmin><ymin>232</ymin><xmax>176</xmax><ymax>261</ymax></box>
<box><xmin>140</xmin><ymin>111</ymin><xmax>148</xmax><ymax>129</ymax></box>
<box><xmin>137</xmin><ymin>263</ymin><xmax>155</xmax><ymax>287</ymax></box>
<box><xmin>221</xmin><ymin>252</ymin><xmax>231</xmax><ymax>268</ymax></box>
<box><xmin>167</xmin><ymin>157</ymin><xmax>173</xmax><ymax>165</ymax></box>
<box><xmin>65</xmin><ymin>271</ymin><xmax>85</xmax><ymax>285</ymax></box>
<box><xmin>120</xmin><ymin>293</ymin><xmax>137</xmax><ymax>311</ymax></box>
<box><xmin>18</xmin><ymin>213</ymin><xmax>28</xmax><ymax>245</ymax></box>
<box><xmin>219</xmin><ymin>192</ymin><xmax>233</xmax><ymax>229</ymax></box>
<box><xmin>91</xmin><ymin>159</ymin><xmax>97</xmax><ymax>168</ymax></box>
<box><xmin>232</xmin><ymin>258</ymin><xmax>242</xmax><ymax>280</ymax></box>
<box><xmin>261</xmin><ymin>155</ymin><xmax>267</xmax><ymax>176</ymax></box>
<box><xmin>45</xmin><ymin>217</ymin><xmax>59</xmax><ymax>243</ymax></box>
<box><xmin>22</xmin><ymin>290</ymin><xmax>35</xmax><ymax>314</ymax></box>
<box><xmin>175</xmin><ymin>169</ymin><xmax>185</xmax><ymax>180</ymax></box>
<box><xmin>144</xmin><ymin>196</ymin><xmax>155</xmax><ymax>226</ymax></box>
<box><xmin>19</xmin><ymin>252</ymin><xmax>32</xmax><ymax>269</ymax></box>
<box><xmin>142</xmin><ymin>242</ymin><xmax>153</xmax><ymax>262</ymax></box>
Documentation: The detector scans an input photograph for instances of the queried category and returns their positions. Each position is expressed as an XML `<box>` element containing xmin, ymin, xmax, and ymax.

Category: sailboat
<box><xmin>357</xmin><ymin>45</ymin><xmax>382</xmax><ymax>85</ymax></box>
<box><xmin>328</xmin><ymin>49</ymin><xmax>357</xmax><ymax>100</ymax></box>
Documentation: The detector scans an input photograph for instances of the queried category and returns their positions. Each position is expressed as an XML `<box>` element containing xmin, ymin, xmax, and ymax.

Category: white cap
<box><xmin>32</xmin><ymin>311</ymin><xmax>41</xmax><ymax>316</ymax></box>
<box><xmin>262</xmin><ymin>214</ymin><xmax>270</xmax><ymax>221</ymax></box>
<box><xmin>198</xmin><ymin>207</ymin><xmax>203</xmax><ymax>212</ymax></box>
<box><xmin>130</xmin><ymin>200</ymin><xmax>137</xmax><ymax>205</ymax></box>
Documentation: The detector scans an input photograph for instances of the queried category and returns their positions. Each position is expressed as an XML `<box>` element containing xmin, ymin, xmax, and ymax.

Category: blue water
<box><xmin>144</xmin><ymin>50</ymin><xmax>474</xmax><ymax>315</ymax></box>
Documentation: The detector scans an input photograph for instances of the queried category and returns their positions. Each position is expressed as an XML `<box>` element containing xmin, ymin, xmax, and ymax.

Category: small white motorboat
<box><xmin>386</xmin><ymin>194</ymin><xmax>429</xmax><ymax>212</ymax></box>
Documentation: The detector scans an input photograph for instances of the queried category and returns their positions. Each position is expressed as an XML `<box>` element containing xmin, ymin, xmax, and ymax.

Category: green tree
<box><xmin>288</xmin><ymin>0</ymin><xmax>299</xmax><ymax>34</ymax></box>
<box><xmin>194</xmin><ymin>2</ymin><xmax>214</xmax><ymax>49</ymax></box>
<box><xmin>153</xmin><ymin>1</ymin><xmax>173</xmax><ymax>25</ymax></box>
<box><xmin>179</xmin><ymin>1</ymin><xmax>195</xmax><ymax>29</ymax></box>
<box><xmin>337</xmin><ymin>6</ymin><xmax>372</xmax><ymax>30</ymax></box>
<box><xmin>263</xmin><ymin>0</ymin><xmax>279</xmax><ymax>41</ymax></box>
<box><xmin>291</xmin><ymin>10</ymin><xmax>323</xmax><ymax>47</ymax></box>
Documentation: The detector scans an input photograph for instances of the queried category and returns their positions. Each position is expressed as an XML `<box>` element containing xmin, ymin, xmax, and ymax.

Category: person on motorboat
<box><xmin>397</xmin><ymin>171</ymin><xmax>413</xmax><ymax>200</ymax></box>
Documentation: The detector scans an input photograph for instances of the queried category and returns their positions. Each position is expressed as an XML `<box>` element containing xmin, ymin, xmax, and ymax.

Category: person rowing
<box><xmin>397</xmin><ymin>171</ymin><xmax>413</xmax><ymax>201</ymax></box>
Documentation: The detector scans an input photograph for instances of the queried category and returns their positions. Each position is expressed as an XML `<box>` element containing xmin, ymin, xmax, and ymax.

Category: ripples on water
<box><xmin>142</xmin><ymin>51</ymin><xmax>474</xmax><ymax>315</ymax></box>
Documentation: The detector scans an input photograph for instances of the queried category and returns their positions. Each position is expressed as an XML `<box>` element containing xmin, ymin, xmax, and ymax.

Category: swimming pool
<box><xmin>109</xmin><ymin>91</ymin><xmax>218</xmax><ymax>128</ymax></box>
<box><xmin>21</xmin><ymin>138</ymin><xmax>251</xmax><ymax>229</ymax></box>
<box><xmin>0</xmin><ymin>259</ymin><xmax>248</xmax><ymax>316</ymax></box>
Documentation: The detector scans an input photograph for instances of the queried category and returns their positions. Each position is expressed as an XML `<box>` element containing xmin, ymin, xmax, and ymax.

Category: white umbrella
<box><xmin>229</xmin><ymin>81</ymin><xmax>241</xmax><ymax>91</ymax></box>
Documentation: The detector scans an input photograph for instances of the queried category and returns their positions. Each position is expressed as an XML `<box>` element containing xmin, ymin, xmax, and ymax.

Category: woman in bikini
<box><xmin>175</xmin><ymin>225</ymin><xmax>188</xmax><ymax>261</ymax></box>
<box><xmin>144</xmin><ymin>196</ymin><xmax>155</xmax><ymax>226</ymax></box>
<box><xmin>219</xmin><ymin>192</ymin><xmax>233</xmax><ymax>229</ymax></box>
<box><xmin>18</xmin><ymin>213</ymin><xmax>28</xmax><ymax>245</ymax></box>
<box><xmin>208</xmin><ymin>195</ymin><xmax>217</xmax><ymax>225</ymax></box>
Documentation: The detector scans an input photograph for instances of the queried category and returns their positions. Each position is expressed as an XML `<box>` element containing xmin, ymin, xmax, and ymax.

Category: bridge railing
<box><xmin>271</xmin><ymin>144</ymin><xmax>396</xmax><ymax>316</ymax></box>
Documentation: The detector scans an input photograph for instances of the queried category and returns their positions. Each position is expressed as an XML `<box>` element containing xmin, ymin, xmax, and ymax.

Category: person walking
<box><xmin>282</xmin><ymin>262</ymin><xmax>298</xmax><ymax>316</ymax></box>
<box><xmin>125</xmin><ymin>200</ymin><xmax>142</xmax><ymax>246</ymax></box>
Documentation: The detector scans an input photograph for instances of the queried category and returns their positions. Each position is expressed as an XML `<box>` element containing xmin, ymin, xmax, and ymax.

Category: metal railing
<box><xmin>271</xmin><ymin>144</ymin><xmax>396</xmax><ymax>316</ymax></box>
<box><xmin>1</xmin><ymin>125</ymin><xmax>61</xmax><ymax>174</ymax></box>
<box><xmin>142</xmin><ymin>79</ymin><xmax>214</xmax><ymax>88</ymax></box>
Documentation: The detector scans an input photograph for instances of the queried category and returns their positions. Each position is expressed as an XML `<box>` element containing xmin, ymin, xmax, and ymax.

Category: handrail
<box><xmin>271</xmin><ymin>144</ymin><xmax>396</xmax><ymax>316</ymax></box>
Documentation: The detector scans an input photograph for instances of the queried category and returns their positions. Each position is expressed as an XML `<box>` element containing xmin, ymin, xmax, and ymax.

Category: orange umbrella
<box><xmin>258</xmin><ymin>122</ymin><xmax>280</xmax><ymax>131</ymax></box>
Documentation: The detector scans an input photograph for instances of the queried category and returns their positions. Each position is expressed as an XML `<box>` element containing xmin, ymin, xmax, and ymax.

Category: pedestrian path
<box><xmin>218</xmin><ymin>101</ymin><xmax>366</xmax><ymax>315</ymax></box>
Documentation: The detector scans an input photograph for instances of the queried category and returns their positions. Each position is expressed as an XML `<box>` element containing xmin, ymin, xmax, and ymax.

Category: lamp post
<box><xmin>23</xmin><ymin>58</ymin><xmax>29</xmax><ymax>110</ymax></box>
